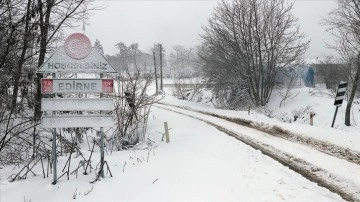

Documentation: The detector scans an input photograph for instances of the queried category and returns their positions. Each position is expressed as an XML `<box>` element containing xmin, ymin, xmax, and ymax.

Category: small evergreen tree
<box><xmin>94</xmin><ymin>39</ymin><xmax>104</xmax><ymax>55</ymax></box>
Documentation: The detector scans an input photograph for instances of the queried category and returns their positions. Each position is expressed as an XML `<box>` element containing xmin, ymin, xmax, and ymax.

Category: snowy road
<box><xmin>156</xmin><ymin>103</ymin><xmax>360</xmax><ymax>201</ymax></box>
<box><xmin>0</xmin><ymin>107</ymin><xmax>346</xmax><ymax>202</ymax></box>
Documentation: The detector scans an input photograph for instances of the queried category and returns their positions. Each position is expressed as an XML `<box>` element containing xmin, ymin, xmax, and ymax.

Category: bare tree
<box><xmin>111</xmin><ymin>67</ymin><xmax>159</xmax><ymax>150</ymax></box>
<box><xmin>108</xmin><ymin>42</ymin><xmax>160</xmax><ymax>150</ymax></box>
<box><xmin>94</xmin><ymin>39</ymin><xmax>104</xmax><ymax>55</ymax></box>
<box><xmin>278</xmin><ymin>67</ymin><xmax>300</xmax><ymax>107</ymax></box>
<box><xmin>169</xmin><ymin>45</ymin><xmax>199</xmax><ymax>78</ymax></box>
<box><xmin>316</xmin><ymin>56</ymin><xmax>349</xmax><ymax>91</ymax></box>
<box><xmin>0</xmin><ymin>0</ymin><xmax>42</xmax><ymax>155</ymax></box>
<box><xmin>199</xmin><ymin>0</ymin><xmax>309</xmax><ymax>107</ymax></box>
<box><xmin>323</xmin><ymin>0</ymin><xmax>360</xmax><ymax>126</ymax></box>
<box><xmin>173</xmin><ymin>76</ymin><xmax>204</xmax><ymax>101</ymax></box>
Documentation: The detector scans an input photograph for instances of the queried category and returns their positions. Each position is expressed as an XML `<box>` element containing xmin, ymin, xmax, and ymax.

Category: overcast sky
<box><xmin>68</xmin><ymin>0</ymin><xmax>338</xmax><ymax>58</ymax></box>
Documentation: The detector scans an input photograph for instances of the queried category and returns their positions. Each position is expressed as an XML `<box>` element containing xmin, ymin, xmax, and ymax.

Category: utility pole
<box><xmin>159</xmin><ymin>44</ymin><xmax>163</xmax><ymax>91</ymax></box>
<box><xmin>153</xmin><ymin>51</ymin><xmax>158</xmax><ymax>93</ymax></box>
<box><xmin>100</xmin><ymin>73</ymin><xmax>104</xmax><ymax>178</ymax></box>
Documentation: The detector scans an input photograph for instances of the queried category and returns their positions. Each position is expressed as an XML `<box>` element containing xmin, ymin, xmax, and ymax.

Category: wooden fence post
<box><xmin>310</xmin><ymin>112</ymin><xmax>315</xmax><ymax>126</ymax></box>
<box><xmin>164</xmin><ymin>122</ymin><xmax>170</xmax><ymax>143</ymax></box>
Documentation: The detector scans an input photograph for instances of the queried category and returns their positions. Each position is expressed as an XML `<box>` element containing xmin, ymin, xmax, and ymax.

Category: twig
<box><xmin>123</xmin><ymin>161</ymin><xmax>126</xmax><ymax>173</ymax></box>
<box><xmin>40</xmin><ymin>157</ymin><xmax>45</xmax><ymax>178</ymax></box>
<box><xmin>147</xmin><ymin>149</ymin><xmax>150</xmax><ymax>163</ymax></box>
<box><xmin>90</xmin><ymin>161</ymin><xmax>112</xmax><ymax>183</ymax></box>
<box><xmin>23</xmin><ymin>196</ymin><xmax>31</xmax><ymax>202</ymax></box>
<box><xmin>83</xmin><ymin>142</ymin><xmax>96</xmax><ymax>175</ymax></box>
<box><xmin>84</xmin><ymin>185</ymin><xmax>94</xmax><ymax>196</ymax></box>
<box><xmin>72</xmin><ymin>188</ymin><xmax>78</xmax><ymax>199</ymax></box>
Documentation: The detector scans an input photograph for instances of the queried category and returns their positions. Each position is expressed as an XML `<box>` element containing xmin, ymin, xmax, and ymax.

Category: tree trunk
<box><xmin>345</xmin><ymin>53</ymin><xmax>360</xmax><ymax>126</ymax></box>
<box><xmin>32</xmin><ymin>0</ymin><xmax>52</xmax><ymax>158</ymax></box>
<box><xmin>10</xmin><ymin>0</ymin><xmax>32</xmax><ymax>112</ymax></box>
<box><xmin>34</xmin><ymin>0</ymin><xmax>52</xmax><ymax>122</ymax></box>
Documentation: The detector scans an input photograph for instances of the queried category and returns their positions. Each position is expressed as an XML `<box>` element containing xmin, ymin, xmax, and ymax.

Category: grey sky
<box><xmin>70</xmin><ymin>0</ymin><xmax>338</xmax><ymax>58</ymax></box>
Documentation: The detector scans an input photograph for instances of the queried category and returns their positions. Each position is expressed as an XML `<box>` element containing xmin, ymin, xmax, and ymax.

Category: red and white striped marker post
<box><xmin>331</xmin><ymin>81</ymin><xmax>347</xmax><ymax>128</ymax></box>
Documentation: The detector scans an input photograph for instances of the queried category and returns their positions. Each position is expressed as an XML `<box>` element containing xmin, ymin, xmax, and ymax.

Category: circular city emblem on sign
<box><xmin>64</xmin><ymin>33</ymin><xmax>92</xmax><ymax>60</ymax></box>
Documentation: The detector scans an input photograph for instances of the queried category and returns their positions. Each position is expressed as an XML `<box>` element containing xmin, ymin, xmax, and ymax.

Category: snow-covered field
<box><xmin>1</xmin><ymin>84</ymin><xmax>359</xmax><ymax>202</ymax></box>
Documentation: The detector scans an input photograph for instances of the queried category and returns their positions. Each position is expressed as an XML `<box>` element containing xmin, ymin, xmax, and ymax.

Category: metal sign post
<box><xmin>331</xmin><ymin>81</ymin><xmax>347</xmax><ymax>128</ymax></box>
<box><xmin>51</xmin><ymin>73</ymin><xmax>57</xmax><ymax>185</ymax></box>
<box><xmin>52</xmin><ymin>128</ymin><xmax>57</xmax><ymax>184</ymax></box>
<box><xmin>331</xmin><ymin>106</ymin><xmax>339</xmax><ymax>128</ymax></box>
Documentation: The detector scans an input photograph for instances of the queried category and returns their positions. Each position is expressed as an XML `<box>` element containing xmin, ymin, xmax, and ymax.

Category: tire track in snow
<box><xmin>155</xmin><ymin>104</ymin><xmax>360</xmax><ymax>202</ymax></box>
<box><xmin>158</xmin><ymin>103</ymin><xmax>360</xmax><ymax>166</ymax></box>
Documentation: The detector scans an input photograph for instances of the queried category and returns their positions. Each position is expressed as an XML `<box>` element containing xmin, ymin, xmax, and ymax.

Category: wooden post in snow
<box><xmin>164</xmin><ymin>122</ymin><xmax>170</xmax><ymax>143</ymax></box>
<box><xmin>310</xmin><ymin>112</ymin><xmax>315</xmax><ymax>126</ymax></box>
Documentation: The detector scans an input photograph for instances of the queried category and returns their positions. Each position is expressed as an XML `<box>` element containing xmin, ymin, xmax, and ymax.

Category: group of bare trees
<box><xmin>199</xmin><ymin>0</ymin><xmax>309</xmax><ymax>108</ymax></box>
<box><xmin>169</xmin><ymin>46</ymin><xmax>199</xmax><ymax>78</ymax></box>
<box><xmin>0</xmin><ymin>0</ymin><xmax>91</xmax><ymax>164</ymax></box>
<box><xmin>323</xmin><ymin>0</ymin><xmax>360</xmax><ymax>126</ymax></box>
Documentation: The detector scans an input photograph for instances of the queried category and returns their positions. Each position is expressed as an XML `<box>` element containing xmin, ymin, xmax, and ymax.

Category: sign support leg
<box><xmin>99</xmin><ymin>73</ymin><xmax>104</xmax><ymax>178</ymax></box>
<box><xmin>52</xmin><ymin>128</ymin><xmax>57</xmax><ymax>184</ymax></box>
<box><xmin>100</xmin><ymin>127</ymin><xmax>104</xmax><ymax>178</ymax></box>
<box><xmin>51</xmin><ymin>72</ymin><xmax>57</xmax><ymax>185</ymax></box>
<box><xmin>331</xmin><ymin>106</ymin><xmax>339</xmax><ymax>128</ymax></box>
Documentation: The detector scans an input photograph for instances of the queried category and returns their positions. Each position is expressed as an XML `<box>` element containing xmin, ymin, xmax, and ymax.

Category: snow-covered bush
<box><xmin>110</xmin><ymin>67</ymin><xmax>159</xmax><ymax>150</ymax></box>
<box><xmin>173</xmin><ymin>77</ymin><xmax>204</xmax><ymax>102</ymax></box>
<box><xmin>275</xmin><ymin>106</ymin><xmax>313</xmax><ymax>124</ymax></box>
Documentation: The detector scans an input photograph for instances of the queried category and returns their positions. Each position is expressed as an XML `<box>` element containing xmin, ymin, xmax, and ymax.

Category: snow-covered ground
<box><xmin>1</xmin><ymin>84</ymin><xmax>359</xmax><ymax>202</ymax></box>
<box><xmin>0</xmin><ymin>107</ymin><xmax>344</xmax><ymax>202</ymax></box>
<box><xmin>155</xmin><ymin>104</ymin><xmax>360</xmax><ymax>200</ymax></box>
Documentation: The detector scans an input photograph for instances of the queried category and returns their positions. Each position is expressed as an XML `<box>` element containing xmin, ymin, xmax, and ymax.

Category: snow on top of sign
<box><xmin>37</xmin><ymin>47</ymin><xmax>117</xmax><ymax>74</ymax></box>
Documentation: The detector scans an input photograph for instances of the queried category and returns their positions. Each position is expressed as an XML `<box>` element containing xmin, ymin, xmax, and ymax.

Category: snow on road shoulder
<box><xmin>0</xmin><ymin>107</ymin><xmax>343</xmax><ymax>202</ymax></box>
<box><xmin>159</xmin><ymin>93</ymin><xmax>360</xmax><ymax>153</ymax></box>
